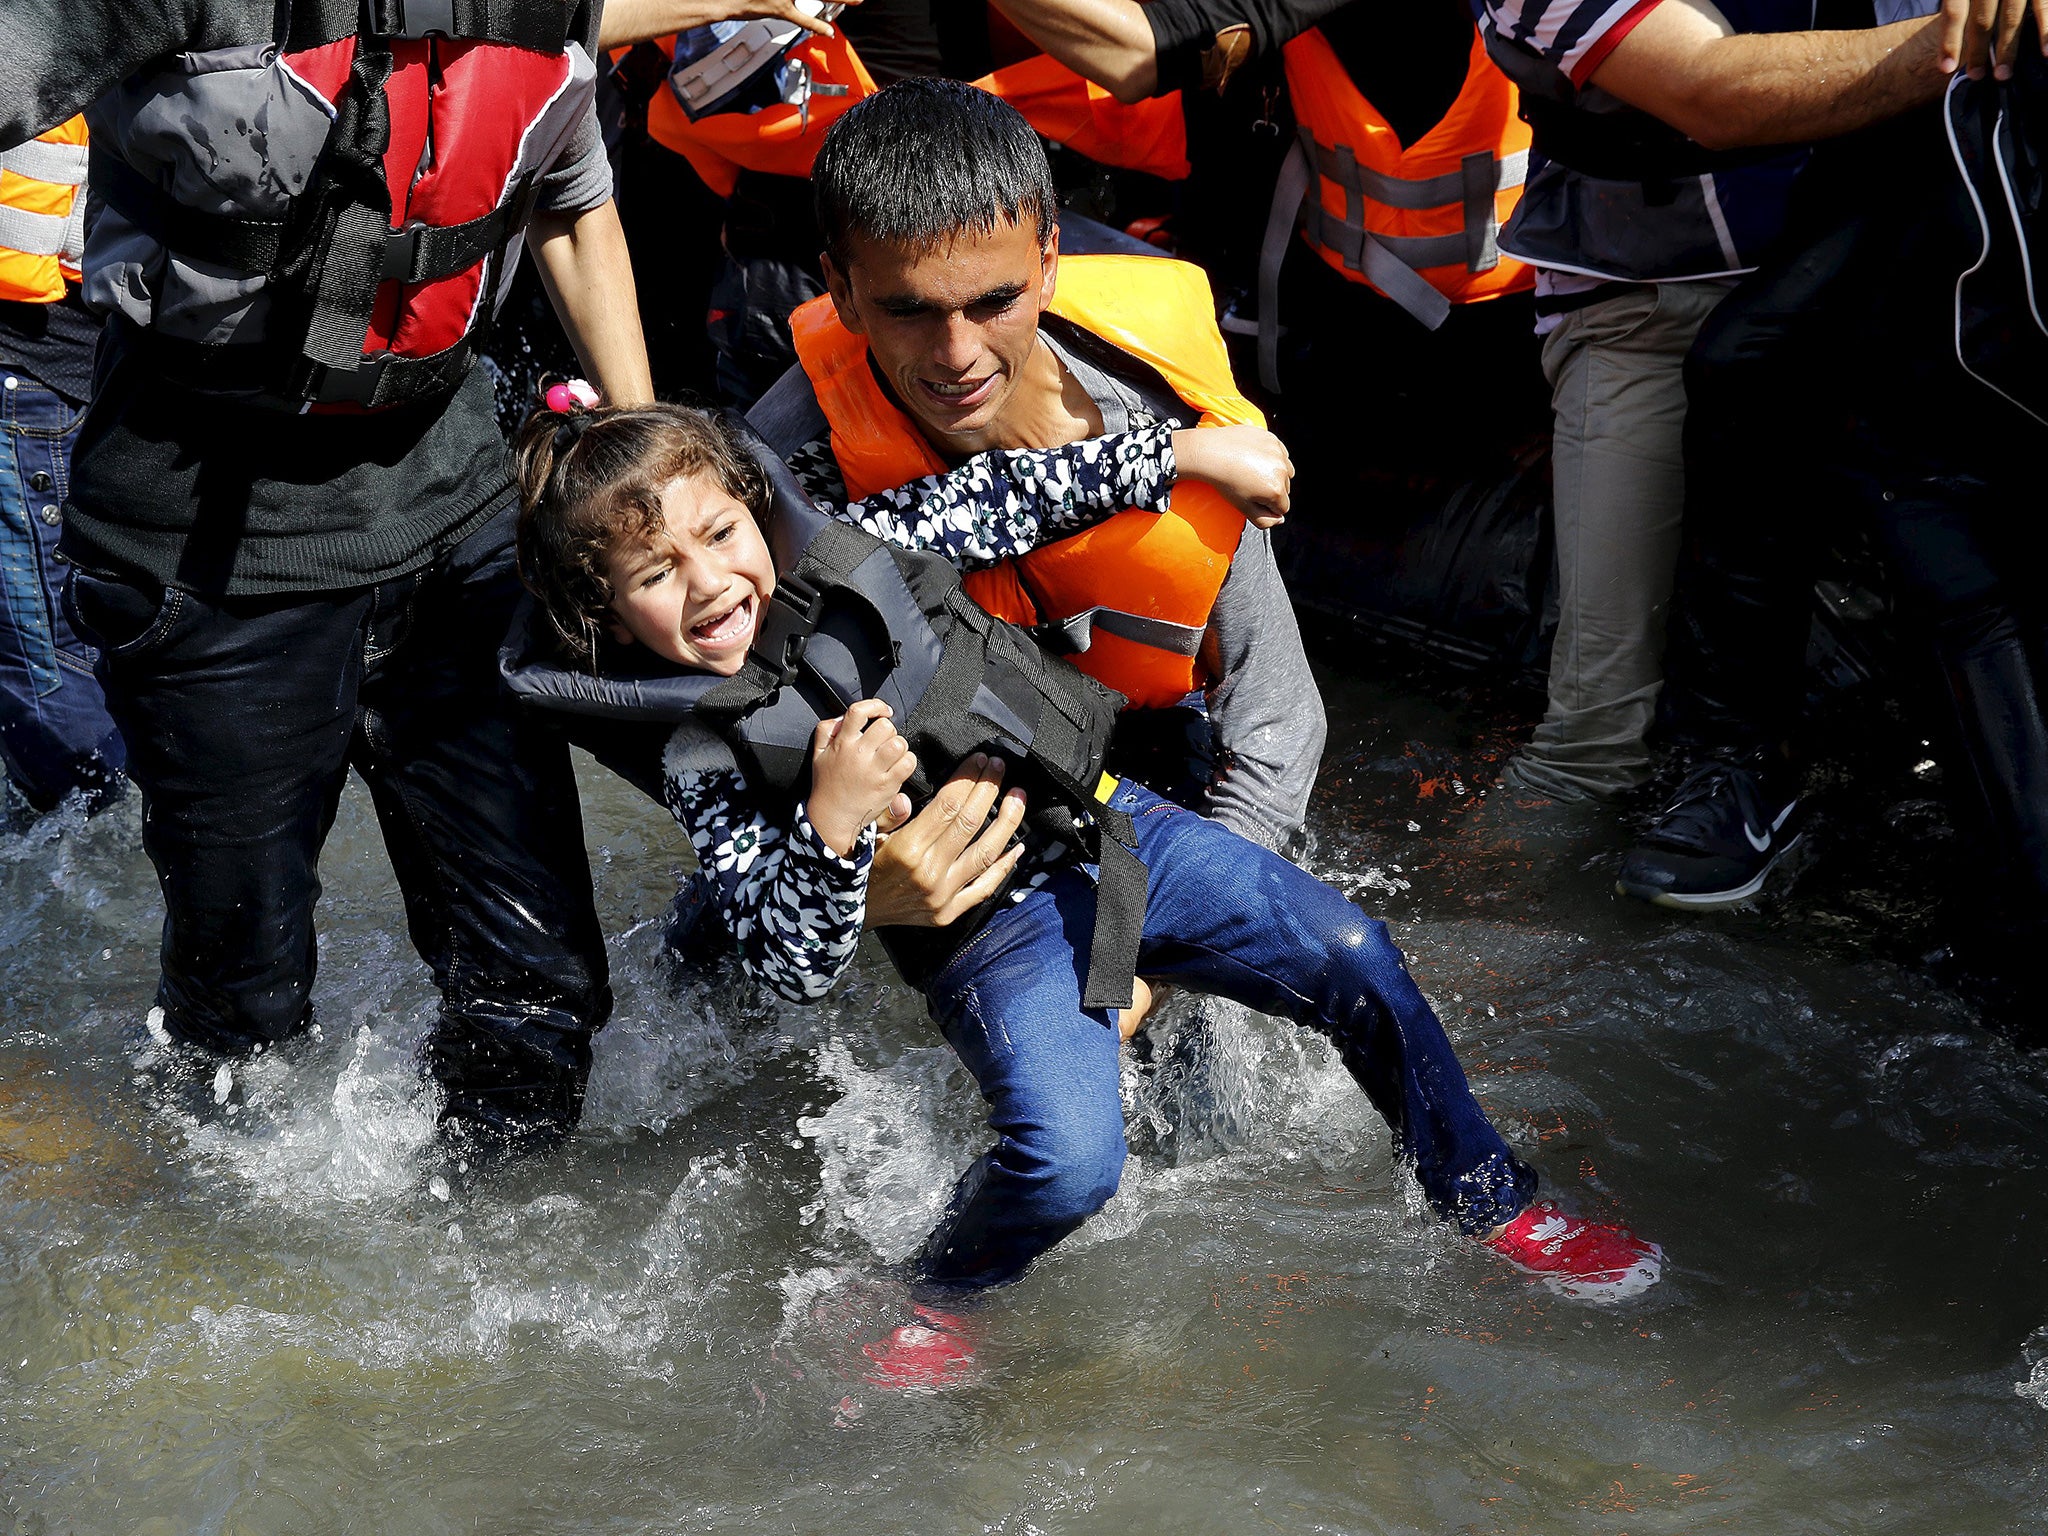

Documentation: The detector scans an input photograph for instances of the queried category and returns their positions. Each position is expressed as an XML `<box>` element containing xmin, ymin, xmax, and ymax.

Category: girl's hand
<box><xmin>806</xmin><ymin>699</ymin><xmax>919</xmax><ymax>857</ymax></box>
<box><xmin>1171</xmin><ymin>424</ymin><xmax>1294</xmax><ymax>528</ymax></box>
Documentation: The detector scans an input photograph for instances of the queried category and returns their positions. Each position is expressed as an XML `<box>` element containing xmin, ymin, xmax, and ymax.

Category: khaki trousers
<box><xmin>1506</xmin><ymin>277</ymin><xmax>1738</xmax><ymax>801</ymax></box>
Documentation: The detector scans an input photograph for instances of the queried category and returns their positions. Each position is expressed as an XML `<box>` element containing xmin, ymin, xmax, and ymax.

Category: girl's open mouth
<box><xmin>690</xmin><ymin>594</ymin><xmax>755</xmax><ymax>649</ymax></box>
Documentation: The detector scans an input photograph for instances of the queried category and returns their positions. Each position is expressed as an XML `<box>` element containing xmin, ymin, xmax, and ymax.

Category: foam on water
<box><xmin>170</xmin><ymin>1015</ymin><xmax>444</xmax><ymax>1207</ymax></box>
<box><xmin>796</xmin><ymin>1038</ymin><xmax>979</xmax><ymax>1265</ymax></box>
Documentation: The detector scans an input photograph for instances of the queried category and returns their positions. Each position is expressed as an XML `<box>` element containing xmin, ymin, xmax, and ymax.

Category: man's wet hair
<box><xmin>813</xmin><ymin>78</ymin><xmax>1057</xmax><ymax>270</ymax></box>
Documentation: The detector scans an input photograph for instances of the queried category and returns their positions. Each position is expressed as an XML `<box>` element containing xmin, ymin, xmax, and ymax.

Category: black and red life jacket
<box><xmin>93</xmin><ymin>0</ymin><xmax>593</xmax><ymax>411</ymax></box>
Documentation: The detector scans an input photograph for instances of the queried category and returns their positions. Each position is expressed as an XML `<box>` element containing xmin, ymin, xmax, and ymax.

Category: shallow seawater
<box><xmin>5</xmin><ymin>667</ymin><xmax>2048</xmax><ymax>1536</ymax></box>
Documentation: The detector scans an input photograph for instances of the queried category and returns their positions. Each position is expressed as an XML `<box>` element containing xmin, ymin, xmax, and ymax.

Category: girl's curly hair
<box><xmin>513</xmin><ymin>401</ymin><xmax>771</xmax><ymax>666</ymax></box>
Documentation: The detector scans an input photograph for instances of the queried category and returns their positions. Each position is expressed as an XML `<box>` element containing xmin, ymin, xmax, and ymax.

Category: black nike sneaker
<box><xmin>1616</xmin><ymin>755</ymin><xmax>1806</xmax><ymax>909</ymax></box>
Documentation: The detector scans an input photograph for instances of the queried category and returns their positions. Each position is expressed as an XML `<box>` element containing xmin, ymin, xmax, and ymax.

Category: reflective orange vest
<box><xmin>790</xmin><ymin>254</ymin><xmax>1258</xmax><ymax>710</ymax></box>
<box><xmin>1258</xmin><ymin>25</ymin><xmax>1531</xmax><ymax>381</ymax></box>
<box><xmin>0</xmin><ymin>116</ymin><xmax>89</xmax><ymax>306</ymax></box>
<box><xmin>644</xmin><ymin>33</ymin><xmax>1189</xmax><ymax>199</ymax></box>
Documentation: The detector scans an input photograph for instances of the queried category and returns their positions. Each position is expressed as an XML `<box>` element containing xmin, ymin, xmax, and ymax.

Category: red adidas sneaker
<box><xmin>1482</xmin><ymin>1201</ymin><xmax>1663</xmax><ymax>1303</ymax></box>
<box><xmin>858</xmin><ymin>1305</ymin><xmax>979</xmax><ymax>1391</ymax></box>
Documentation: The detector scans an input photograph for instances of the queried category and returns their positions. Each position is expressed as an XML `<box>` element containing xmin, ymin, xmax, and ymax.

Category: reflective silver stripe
<box><xmin>1303</xmin><ymin>137</ymin><xmax>1526</xmax><ymax>210</ymax></box>
<box><xmin>0</xmin><ymin>138</ymin><xmax>90</xmax><ymax>187</ymax></box>
<box><xmin>1461</xmin><ymin>150</ymin><xmax>1501</xmax><ymax>273</ymax></box>
<box><xmin>0</xmin><ymin>203</ymin><xmax>70</xmax><ymax>257</ymax></box>
<box><xmin>1085</xmin><ymin>608</ymin><xmax>1205</xmax><ymax>657</ymax></box>
<box><xmin>1297</xmin><ymin>199</ymin><xmax>1451</xmax><ymax>329</ymax></box>
<box><xmin>59</xmin><ymin>192</ymin><xmax>85</xmax><ymax>272</ymax></box>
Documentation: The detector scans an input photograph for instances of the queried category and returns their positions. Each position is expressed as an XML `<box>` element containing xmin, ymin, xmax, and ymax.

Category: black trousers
<box><xmin>65</xmin><ymin>505</ymin><xmax>611</xmax><ymax>1134</ymax></box>
<box><xmin>1657</xmin><ymin>127</ymin><xmax>1916</xmax><ymax>755</ymax></box>
<box><xmin>1660</xmin><ymin>100</ymin><xmax>2048</xmax><ymax>911</ymax></box>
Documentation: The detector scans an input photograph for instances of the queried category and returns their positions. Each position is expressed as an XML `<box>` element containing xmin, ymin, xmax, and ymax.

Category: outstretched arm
<box><xmin>599</xmin><ymin>0</ymin><xmax>856</xmax><ymax>48</ymax></box>
<box><xmin>837</xmin><ymin>421</ymin><xmax>1293</xmax><ymax>568</ymax></box>
<box><xmin>5</xmin><ymin>0</ymin><xmax>219</xmax><ymax>146</ymax></box>
<box><xmin>835</xmin><ymin>421</ymin><xmax>1180</xmax><ymax>567</ymax></box>
<box><xmin>1588</xmin><ymin>0</ymin><xmax>1961</xmax><ymax>150</ymax></box>
<box><xmin>990</xmin><ymin>0</ymin><xmax>1166</xmax><ymax>103</ymax></box>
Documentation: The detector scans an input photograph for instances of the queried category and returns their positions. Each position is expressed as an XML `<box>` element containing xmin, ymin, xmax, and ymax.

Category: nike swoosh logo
<box><xmin>1744</xmin><ymin>800</ymin><xmax>1799</xmax><ymax>853</ymax></box>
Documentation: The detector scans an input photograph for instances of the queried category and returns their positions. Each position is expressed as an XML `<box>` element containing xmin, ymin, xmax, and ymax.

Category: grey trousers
<box><xmin>1505</xmin><ymin>277</ymin><xmax>1739</xmax><ymax>802</ymax></box>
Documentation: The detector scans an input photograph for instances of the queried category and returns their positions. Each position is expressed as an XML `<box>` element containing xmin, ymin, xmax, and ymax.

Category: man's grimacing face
<box><xmin>819</xmin><ymin>214</ymin><xmax>1059</xmax><ymax>449</ymax></box>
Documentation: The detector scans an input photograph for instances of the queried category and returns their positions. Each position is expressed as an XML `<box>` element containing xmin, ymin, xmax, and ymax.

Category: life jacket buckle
<box><xmin>374</xmin><ymin>0</ymin><xmax>458</xmax><ymax>38</ymax></box>
<box><xmin>380</xmin><ymin>224</ymin><xmax>426</xmax><ymax>283</ymax></box>
<box><xmin>298</xmin><ymin>349</ymin><xmax>391</xmax><ymax>407</ymax></box>
<box><xmin>755</xmin><ymin>572</ymin><xmax>827</xmax><ymax>682</ymax></box>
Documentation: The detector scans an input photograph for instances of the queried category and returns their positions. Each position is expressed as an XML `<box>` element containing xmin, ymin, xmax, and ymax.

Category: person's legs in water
<box><xmin>1505</xmin><ymin>279</ymin><xmax>1735</xmax><ymax>804</ymax></box>
<box><xmin>1862</xmin><ymin>458</ymin><xmax>2048</xmax><ymax>1025</ymax></box>
<box><xmin>70</xmin><ymin>510</ymin><xmax>608</xmax><ymax>1144</ymax></box>
<box><xmin>70</xmin><ymin>565</ymin><xmax>377</xmax><ymax>1052</ymax></box>
<box><xmin>1</xmin><ymin>376</ymin><xmax>123</xmax><ymax>817</ymax></box>
<box><xmin>1622</xmin><ymin>128</ymin><xmax>1920</xmax><ymax>906</ymax></box>
<box><xmin>357</xmin><ymin>507</ymin><xmax>611</xmax><ymax>1145</ymax></box>
<box><xmin>917</xmin><ymin>781</ymin><xmax>1658</xmax><ymax>1296</ymax></box>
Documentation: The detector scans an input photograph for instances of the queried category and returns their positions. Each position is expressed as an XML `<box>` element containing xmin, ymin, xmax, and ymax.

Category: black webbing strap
<box><xmin>286</xmin><ymin>0</ymin><xmax>580</xmax><ymax>51</ymax></box>
<box><xmin>1080</xmin><ymin>799</ymin><xmax>1145</xmax><ymax>1011</ymax></box>
<box><xmin>324</xmin><ymin>326</ymin><xmax>485</xmax><ymax>406</ymax></box>
<box><xmin>283</xmin><ymin>31</ymin><xmax>399</xmax><ymax>400</ymax></box>
<box><xmin>96</xmin><ymin>145</ymin><xmax>538</xmax><ymax>292</ymax></box>
<box><xmin>379</xmin><ymin>176</ymin><xmax>542</xmax><ymax>282</ymax></box>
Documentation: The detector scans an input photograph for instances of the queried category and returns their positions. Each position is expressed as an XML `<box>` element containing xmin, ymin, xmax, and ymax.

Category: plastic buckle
<box><xmin>381</xmin><ymin>0</ymin><xmax>458</xmax><ymax>38</ymax></box>
<box><xmin>381</xmin><ymin>224</ymin><xmax>424</xmax><ymax>282</ymax></box>
<box><xmin>308</xmin><ymin>352</ymin><xmax>390</xmax><ymax>406</ymax></box>
<box><xmin>756</xmin><ymin>574</ymin><xmax>825</xmax><ymax>679</ymax></box>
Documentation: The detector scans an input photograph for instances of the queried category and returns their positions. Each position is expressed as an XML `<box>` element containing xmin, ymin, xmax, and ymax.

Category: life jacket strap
<box><xmin>1082</xmin><ymin>799</ymin><xmax>1146</xmax><ymax>1013</ymax></box>
<box><xmin>284</xmin><ymin>0</ymin><xmax>586</xmax><ymax>52</ymax></box>
<box><xmin>1299</xmin><ymin>135</ymin><xmax>1528</xmax><ymax>216</ymax></box>
<box><xmin>93</xmin><ymin>146</ymin><xmax>542</xmax><ymax>291</ymax></box>
<box><xmin>1032</xmin><ymin>607</ymin><xmax>1206</xmax><ymax>659</ymax></box>
<box><xmin>0</xmin><ymin>204</ymin><xmax>72</xmax><ymax>259</ymax></box>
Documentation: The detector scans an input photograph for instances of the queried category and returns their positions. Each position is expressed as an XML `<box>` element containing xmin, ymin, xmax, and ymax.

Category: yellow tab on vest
<box><xmin>1095</xmin><ymin>773</ymin><xmax>1119</xmax><ymax>803</ymax></box>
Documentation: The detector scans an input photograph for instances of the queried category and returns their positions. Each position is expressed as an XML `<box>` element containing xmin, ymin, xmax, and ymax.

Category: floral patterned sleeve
<box><xmin>831</xmin><ymin>421</ymin><xmax>1180</xmax><ymax>570</ymax></box>
<box><xmin>660</xmin><ymin>725</ymin><xmax>872</xmax><ymax>1004</ymax></box>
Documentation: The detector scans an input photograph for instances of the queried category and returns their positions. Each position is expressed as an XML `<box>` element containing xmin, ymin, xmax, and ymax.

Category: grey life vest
<box><xmin>502</xmin><ymin>423</ymin><xmax>1148</xmax><ymax>1009</ymax></box>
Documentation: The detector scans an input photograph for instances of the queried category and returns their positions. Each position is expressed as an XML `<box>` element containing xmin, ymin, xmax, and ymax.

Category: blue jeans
<box><xmin>1</xmin><ymin>375</ymin><xmax>123</xmax><ymax>810</ymax></box>
<box><xmin>918</xmin><ymin>781</ymin><xmax>1537</xmax><ymax>1287</ymax></box>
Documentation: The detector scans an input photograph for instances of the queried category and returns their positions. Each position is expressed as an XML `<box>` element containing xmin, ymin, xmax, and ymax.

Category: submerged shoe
<box><xmin>859</xmin><ymin>1305</ymin><xmax>978</xmax><ymax>1391</ymax></box>
<box><xmin>1616</xmin><ymin>756</ymin><xmax>1804</xmax><ymax>909</ymax></box>
<box><xmin>1483</xmin><ymin>1201</ymin><xmax>1663</xmax><ymax>1303</ymax></box>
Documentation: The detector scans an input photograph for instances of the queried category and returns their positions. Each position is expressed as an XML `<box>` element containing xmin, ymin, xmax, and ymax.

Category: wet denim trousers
<box><xmin>916</xmin><ymin>780</ymin><xmax>1536</xmax><ymax>1288</ymax></box>
<box><xmin>1</xmin><ymin>375</ymin><xmax>122</xmax><ymax>810</ymax></box>
<box><xmin>64</xmin><ymin>506</ymin><xmax>611</xmax><ymax>1134</ymax></box>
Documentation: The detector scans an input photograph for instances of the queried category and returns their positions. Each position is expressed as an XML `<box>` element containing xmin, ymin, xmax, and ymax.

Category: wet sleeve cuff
<box><xmin>789</xmin><ymin>803</ymin><xmax>876</xmax><ymax>880</ymax></box>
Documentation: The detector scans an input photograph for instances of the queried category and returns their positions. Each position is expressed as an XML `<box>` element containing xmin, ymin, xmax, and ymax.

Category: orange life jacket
<box><xmin>1285</xmin><ymin>24</ymin><xmax>1532</xmax><ymax>310</ymax></box>
<box><xmin>1256</xmin><ymin>24</ymin><xmax>1532</xmax><ymax>382</ymax></box>
<box><xmin>643</xmin><ymin>33</ymin><xmax>1189</xmax><ymax>199</ymax></box>
<box><xmin>790</xmin><ymin>253</ymin><xmax>1259</xmax><ymax>710</ymax></box>
<box><xmin>0</xmin><ymin>116</ymin><xmax>89</xmax><ymax>306</ymax></box>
